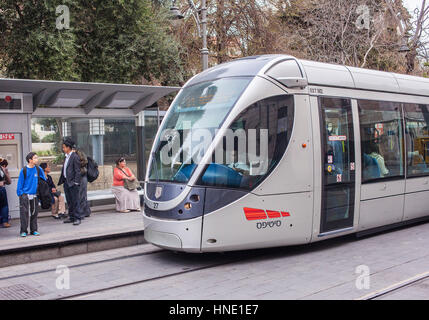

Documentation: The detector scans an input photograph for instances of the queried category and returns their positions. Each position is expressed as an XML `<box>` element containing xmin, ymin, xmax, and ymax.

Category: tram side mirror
<box><xmin>265</xmin><ymin>59</ymin><xmax>308</xmax><ymax>89</ymax></box>
<box><xmin>275</xmin><ymin>77</ymin><xmax>308</xmax><ymax>89</ymax></box>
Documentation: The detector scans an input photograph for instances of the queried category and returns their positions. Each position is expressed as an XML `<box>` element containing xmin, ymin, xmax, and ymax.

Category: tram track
<box><xmin>0</xmin><ymin>246</ymin><xmax>164</xmax><ymax>282</ymax></box>
<box><xmin>55</xmin><ymin>248</ymin><xmax>271</xmax><ymax>300</ymax></box>
<box><xmin>57</xmin><ymin>256</ymin><xmax>244</xmax><ymax>300</ymax></box>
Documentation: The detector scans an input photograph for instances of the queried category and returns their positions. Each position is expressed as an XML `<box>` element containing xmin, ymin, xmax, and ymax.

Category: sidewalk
<box><xmin>0</xmin><ymin>206</ymin><xmax>145</xmax><ymax>267</ymax></box>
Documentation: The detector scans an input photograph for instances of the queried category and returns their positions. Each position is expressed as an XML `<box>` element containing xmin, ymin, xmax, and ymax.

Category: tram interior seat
<box><xmin>174</xmin><ymin>163</ymin><xmax>244</xmax><ymax>188</ymax></box>
<box><xmin>363</xmin><ymin>153</ymin><xmax>382</xmax><ymax>180</ymax></box>
<box><xmin>200</xmin><ymin>163</ymin><xmax>243</xmax><ymax>188</ymax></box>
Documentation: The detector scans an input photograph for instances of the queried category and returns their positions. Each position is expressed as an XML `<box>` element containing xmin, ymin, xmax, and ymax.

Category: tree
<box><xmin>31</xmin><ymin>130</ymin><xmax>40</xmax><ymax>143</ymax></box>
<box><xmin>0</xmin><ymin>0</ymin><xmax>78</xmax><ymax>80</ymax></box>
<box><xmin>169</xmin><ymin>0</ymin><xmax>419</xmax><ymax>76</ymax></box>
<box><xmin>0</xmin><ymin>0</ymin><xmax>185</xmax><ymax>86</ymax></box>
<box><xmin>73</xmin><ymin>0</ymin><xmax>185</xmax><ymax>85</ymax></box>
<box><xmin>385</xmin><ymin>0</ymin><xmax>429</xmax><ymax>74</ymax></box>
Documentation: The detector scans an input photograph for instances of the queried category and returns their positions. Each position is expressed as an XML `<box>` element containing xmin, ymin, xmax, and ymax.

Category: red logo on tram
<box><xmin>243</xmin><ymin>208</ymin><xmax>290</xmax><ymax>221</ymax></box>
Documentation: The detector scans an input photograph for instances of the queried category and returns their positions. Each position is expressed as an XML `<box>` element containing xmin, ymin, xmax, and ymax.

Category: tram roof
<box><xmin>187</xmin><ymin>54</ymin><xmax>429</xmax><ymax>98</ymax></box>
<box><xmin>0</xmin><ymin>78</ymin><xmax>180</xmax><ymax>117</ymax></box>
<box><xmin>298</xmin><ymin>59</ymin><xmax>429</xmax><ymax>97</ymax></box>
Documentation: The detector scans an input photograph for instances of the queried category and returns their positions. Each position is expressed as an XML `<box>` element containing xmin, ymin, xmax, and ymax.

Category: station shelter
<box><xmin>0</xmin><ymin>78</ymin><xmax>180</xmax><ymax>219</ymax></box>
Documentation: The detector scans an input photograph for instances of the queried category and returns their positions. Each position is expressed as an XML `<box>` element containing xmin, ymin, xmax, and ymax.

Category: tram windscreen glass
<box><xmin>148</xmin><ymin>77</ymin><xmax>251</xmax><ymax>183</ymax></box>
<box><xmin>404</xmin><ymin>104</ymin><xmax>429</xmax><ymax>177</ymax></box>
<box><xmin>197</xmin><ymin>95</ymin><xmax>294</xmax><ymax>190</ymax></box>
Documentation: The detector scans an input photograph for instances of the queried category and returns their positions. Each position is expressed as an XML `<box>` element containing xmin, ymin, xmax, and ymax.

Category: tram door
<box><xmin>319</xmin><ymin>97</ymin><xmax>356</xmax><ymax>233</ymax></box>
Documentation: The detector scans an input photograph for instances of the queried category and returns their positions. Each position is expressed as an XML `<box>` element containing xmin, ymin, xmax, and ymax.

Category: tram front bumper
<box><xmin>143</xmin><ymin>214</ymin><xmax>203</xmax><ymax>253</ymax></box>
<box><xmin>144</xmin><ymin>229</ymin><xmax>182</xmax><ymax>250</ymax></box>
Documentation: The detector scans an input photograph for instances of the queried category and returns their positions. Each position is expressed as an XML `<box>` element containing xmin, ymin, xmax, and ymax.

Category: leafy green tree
<box><xmin>0</xmin><ymin>0</ymin><xmax>185</xmax><ymax>86</ymax></box>
<box><xmin>41</xmin><ymin>133</ymin><xmax>58</xmax><ymax>143</ymax></box>
<box><xmin>31</xmin><ymin>130</ymin><xmax>40</xmax><ymax>143</ymax></box>
<box><xmin>0</xmin><ymin>0</ymin><xmax>78</xmax><ymax>80</ymax></box>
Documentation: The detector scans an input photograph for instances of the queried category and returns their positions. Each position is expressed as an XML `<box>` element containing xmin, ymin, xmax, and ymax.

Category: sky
<box><xmin>403</xmin><ymin>0</ymin><xmax>424</xmax><ymax>14</ymax></box>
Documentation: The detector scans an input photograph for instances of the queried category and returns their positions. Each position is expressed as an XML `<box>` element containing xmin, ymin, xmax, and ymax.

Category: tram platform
<box><xmin>0</xmin><ymin>205</ymin><xmax>145</xmax><ymax>268</ymax></box>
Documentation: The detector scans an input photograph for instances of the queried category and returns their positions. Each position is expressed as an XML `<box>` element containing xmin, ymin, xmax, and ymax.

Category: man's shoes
<box><xmin>31</xmin><ymin>231</ymin><xmax>40</xmax><ymax>236</ymax></box>
<box><xmin>63</xmin><ymin>218</ymin><xmax>74</xmax><ymax>224</ymax></box>
<box><xmin>59</xmin><ymin>213</ymin><xmax>68</xmax><ymax>219</ymax></box>
<box><xmin>52</xmin><ymin>215</ymin><xmax>60</xmax><ymax>220</ymax></box>
<box><xmin>73</xmin><ymin>219</ymin><xmax>81</xmax><ymax>226</ymax></box>
<box><xmin>2</xmin><ymin>222</ymin><xmax>11</xmax><ymax>228</ymax></box>
<box><xmin>20</xmin><ymin>232</ymin><xmax>27</xmax><ymax>237</ymax></box>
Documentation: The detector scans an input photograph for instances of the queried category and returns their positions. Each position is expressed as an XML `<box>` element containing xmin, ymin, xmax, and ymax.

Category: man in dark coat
<box><xmin>58</xmin><ymin>138</ymin><xmax>83</xmax><ymax>225</ymax></box>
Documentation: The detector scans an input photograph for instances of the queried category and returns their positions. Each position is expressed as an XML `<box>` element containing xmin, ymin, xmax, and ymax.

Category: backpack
<box><xmin>23</xmin><ymin>166</ymin><xmax>52</xmax><ymax>210</ymax></box>
<box><xmin>86</xmin><ymin>156</ymin><xmax>99</xmax><ymax>183</ymax></box>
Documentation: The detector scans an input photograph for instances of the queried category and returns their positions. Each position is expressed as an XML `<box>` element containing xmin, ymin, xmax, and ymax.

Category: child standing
<box><xmin>16</xmin><ymin>152</ymin><xmax>47</xmax><ymax>237</ymax></box>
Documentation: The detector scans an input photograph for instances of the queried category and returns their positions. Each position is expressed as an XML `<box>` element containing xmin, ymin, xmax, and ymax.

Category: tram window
<box><xmin>198</xmin><ymin>95</ymin><xmax>294</xmax><ymax>190</ymax></box>
<box><xmin>148</xmin><ymin>78</ymin><xmax>252</xmax><ymax>183</ymax></box>
<box><xmin>321</xmin><ymin>98</ymin><xmax>354</xmax><ymax>185</ymax></box>
<box><xmin>358</xmin><ymin>100</ymin><xmax>404</xmax><ymax>182</ymax></box>
<box><xmin>404</xmin><ymin>104</ymin><xmax>429</xmax><ymax>177</ymax></box>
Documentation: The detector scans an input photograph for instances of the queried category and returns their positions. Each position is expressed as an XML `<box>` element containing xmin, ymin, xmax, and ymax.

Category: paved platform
<box><xmin>0</xmin><ymin>206</ymin><xmax>145</xmax><ymax>267</ymax></box>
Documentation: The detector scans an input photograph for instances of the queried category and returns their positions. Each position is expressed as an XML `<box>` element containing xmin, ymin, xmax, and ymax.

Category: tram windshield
<box><xmin>148</xmin><ymin>77</ymin><xmax>252</xmax><ymax>183</ymax></box>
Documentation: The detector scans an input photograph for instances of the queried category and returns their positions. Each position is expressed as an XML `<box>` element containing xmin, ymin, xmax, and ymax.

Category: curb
<box><xmin>0</xmin><ymin>229</ymin><xmax>146</xmax><ymax>268</ymax></box>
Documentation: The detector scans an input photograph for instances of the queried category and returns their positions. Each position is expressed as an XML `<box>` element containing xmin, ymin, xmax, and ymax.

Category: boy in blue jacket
<box><xmin>16</xmin><ymin>152</ymin><xmax>46</xmax><ymax>237</ymax></box>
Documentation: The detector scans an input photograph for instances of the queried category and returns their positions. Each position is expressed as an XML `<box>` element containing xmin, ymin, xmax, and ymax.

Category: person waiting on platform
<box><xmin>58</xmin><ymin>138</ymin><xmax>83</xmax><ymax>226</ymax></box>
<box><xmin>111</xmin><ymin>158</ymin><xmax>141</xmax><ymax>213</ymax></box>
<box><xmin>16</xmin><ymin>152</ymin><xmax>47</xmax><ymax>237</ymax></box>
<box><xmin>0</xmin><ymin>158</ymin><xmax>12</xmax><ymax>228</ymax></box>
<box><xmin>72</xmin><ymin>145</ymin><xmax>91</xmax><ymax>218</ymax></box>
<box><xmin>40</xmin><ymin>162</ymin><xmax>66</xmax><ymax>220</ymax></box>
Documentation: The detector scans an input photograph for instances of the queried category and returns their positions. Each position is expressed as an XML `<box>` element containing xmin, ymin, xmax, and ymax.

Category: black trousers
<box><xmin>79</xmin><ymin>175</ymin><xmax>91</xmax><ymax>217</ymax></box>
<box><xmin>64</xmin><ymin>184</ymin><xmax>82</xmax><ymax>221</ymax></box>
<box><xmin>19</xmin><ymin>194</ymin><xmax>38</xmax><ymax>234</ymax></box>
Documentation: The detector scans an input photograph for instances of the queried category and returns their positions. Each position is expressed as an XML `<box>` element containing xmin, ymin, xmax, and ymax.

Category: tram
<box><xmin>143</xmin><ymin>54</ymin><xmax>429</xmax><ymax>252</ymax></box>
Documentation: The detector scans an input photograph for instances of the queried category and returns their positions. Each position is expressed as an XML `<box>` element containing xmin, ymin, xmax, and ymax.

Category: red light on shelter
<box><xmin>4</xmin><ymin>96</ymin><xmax>12</xmax><ymax>103</ymax></box>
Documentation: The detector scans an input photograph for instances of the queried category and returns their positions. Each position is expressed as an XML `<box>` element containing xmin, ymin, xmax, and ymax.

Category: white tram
<box><xmin>143</xmin><ymin>55</ymin><xmax>429</xmax><ymax>252</ymax></box>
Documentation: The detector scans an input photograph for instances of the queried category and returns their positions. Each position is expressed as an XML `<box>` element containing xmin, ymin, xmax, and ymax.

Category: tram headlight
<box><xmin>184</xmin><ymin>202</ymin><xmax>192</xmax><ymax>210</ymax></box>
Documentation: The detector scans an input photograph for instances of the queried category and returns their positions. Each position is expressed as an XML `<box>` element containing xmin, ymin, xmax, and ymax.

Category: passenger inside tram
<box><xmin>365</xmin><ymin>139</ymin><xmax>389</xmax><ymax>177</ymax></box>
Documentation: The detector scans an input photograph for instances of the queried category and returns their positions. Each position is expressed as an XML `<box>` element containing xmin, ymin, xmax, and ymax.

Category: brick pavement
<box><xmin>1</xmin><ymin>219</ymin><xmax>429</xmax><ymax>300</ymax></box>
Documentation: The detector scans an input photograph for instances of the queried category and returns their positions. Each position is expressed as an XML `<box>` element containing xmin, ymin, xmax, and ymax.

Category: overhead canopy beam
<box><xmin>0</xmin><ymin>78</ymin><xmax>180</xmax><ymax>117</ymax></box>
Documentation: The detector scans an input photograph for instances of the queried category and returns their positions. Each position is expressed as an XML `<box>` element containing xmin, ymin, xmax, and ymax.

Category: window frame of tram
<box><xmin>319</xmin><ymin>97</ymin><xmax>356</xmax><ymax>233</ymax></box>
<box><xmin>358</xmin><ymin>100</ymin><xmax>405</xmax><ymax>184</ymax></box>
<box><xmin>196</xmin><ymin>94</ymin><xmax>295</xmax><ymax>191</ymax></box>
<box><xmin>404</xmin><ymin>103</ymin><xmax>429</xmax><ymax>178</ymax></box>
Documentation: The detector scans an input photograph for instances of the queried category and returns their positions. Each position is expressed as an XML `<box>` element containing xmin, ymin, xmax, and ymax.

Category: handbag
<box><xmin>119</xmin><ymin>168</ymin><xmax>140</xmax><ymax>191</ymax></box>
